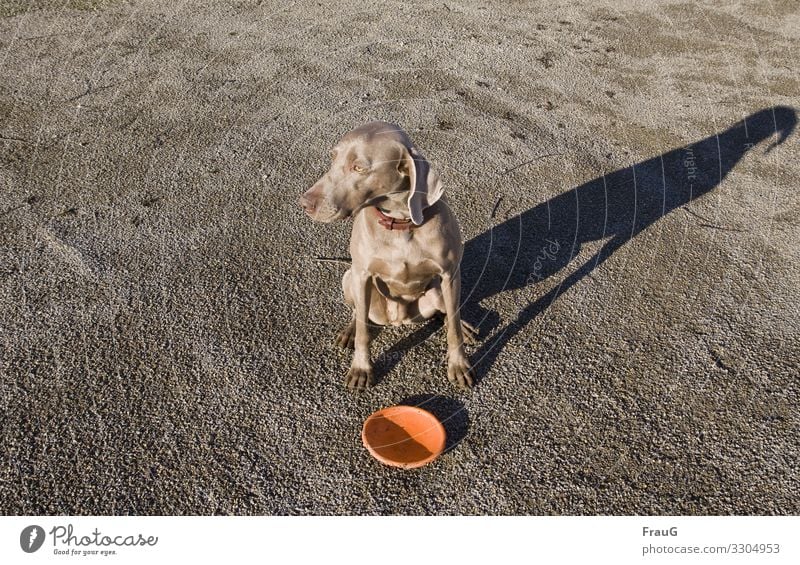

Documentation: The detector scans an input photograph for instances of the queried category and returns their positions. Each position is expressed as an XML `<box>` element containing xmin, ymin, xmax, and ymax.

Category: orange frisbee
<box><xmin>362</xmin><ymin>405</ymin><xmax>446</xmax><ymax>469</ymax></box>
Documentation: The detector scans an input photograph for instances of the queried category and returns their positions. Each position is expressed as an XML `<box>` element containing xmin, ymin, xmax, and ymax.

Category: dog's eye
<box><xmin>353</xmin><ymin>164</ymin><xmax>367</xmax><ymax>174</ymax></box>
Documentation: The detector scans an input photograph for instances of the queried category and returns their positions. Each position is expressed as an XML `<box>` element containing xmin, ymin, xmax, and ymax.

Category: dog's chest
<box><xmin>367</xmin><ymin>242</ymin><xmax>441</xmax><ymax>299</ymax></box>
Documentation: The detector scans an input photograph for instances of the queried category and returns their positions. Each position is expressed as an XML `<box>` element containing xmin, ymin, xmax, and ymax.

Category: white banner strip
<box><xmin>2</xmin><ymin>516</ymin><xmax>797</xmax><ymax>564</ymax></box>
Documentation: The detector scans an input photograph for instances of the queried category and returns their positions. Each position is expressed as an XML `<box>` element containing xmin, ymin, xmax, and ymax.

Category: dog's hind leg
<box><xmin>335</xmin><ymin>315</ymin><xmax>356</xmax><ymax>349</ymax></box>
<box><xmin>418</xmin><ymin>280</ymin><xmax>478</xmax><ymax>343</ymax></box>
<box><xmin>337</xmin><ymin>270</ymin><xmax>388</xmax><ymax>353</ymax></box>
<box><xmin>460</xmin><ymin>319</ymin><xmax>479</xmax><ymax>344</ymax></box>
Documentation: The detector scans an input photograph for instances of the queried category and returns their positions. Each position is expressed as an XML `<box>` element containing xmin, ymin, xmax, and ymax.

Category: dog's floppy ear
<box><xmin>401</xmin><ymin>145</ymin><xmax>444</xmax><ymax>225</ymax></box>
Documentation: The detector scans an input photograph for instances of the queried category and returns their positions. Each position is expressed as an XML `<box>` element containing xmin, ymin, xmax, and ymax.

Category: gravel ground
<box><xmin>0</xmin><ymin>0</ymin><xmax>798</xmax><ymax>515</ymax></box>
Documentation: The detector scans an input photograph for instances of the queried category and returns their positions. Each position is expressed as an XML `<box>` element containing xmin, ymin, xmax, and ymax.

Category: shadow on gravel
<box><xmin>400</xmin><ymin>394</ymin><xmax>469</xmax><ymax>451</ymax></box>
<box><xmin>455</xmin><ymin>106</ymin><xmax>797</xmax><ymax>383</ymax></box>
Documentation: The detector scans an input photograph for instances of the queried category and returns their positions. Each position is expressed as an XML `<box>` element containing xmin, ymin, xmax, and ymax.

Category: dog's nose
<box><xmin>299</xmin><ymin>192</ymin><xmax>316</xmax><ymax>214</ymax></box>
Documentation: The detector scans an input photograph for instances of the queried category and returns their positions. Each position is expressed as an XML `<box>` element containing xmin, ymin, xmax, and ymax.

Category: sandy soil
<box><xmin>0</xmin><ymin>0</ymin><xmax>798</xmax><ymax>514</ymax></box>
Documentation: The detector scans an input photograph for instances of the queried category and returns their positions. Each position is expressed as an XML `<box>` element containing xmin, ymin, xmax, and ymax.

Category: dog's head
<box><xmin>299</xmin><ymin>121</ymin><xmax>443</xmax><ymax>224</ymax></box>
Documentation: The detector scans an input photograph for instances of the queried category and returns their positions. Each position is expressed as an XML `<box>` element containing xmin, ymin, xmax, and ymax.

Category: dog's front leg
<box><xmin>441</xmin><ymin>270</ymin><xmax>474</xmax><ymax>389</ymax></box>
<box><xmin>346</xmin><ymin>269</ymin><xmax>375</xmax><ymax>390</ymax></box>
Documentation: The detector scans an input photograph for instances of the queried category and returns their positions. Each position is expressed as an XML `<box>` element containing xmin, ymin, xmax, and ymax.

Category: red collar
<box><xmin>374</xmin><ymin>207</ymin><xmax>415</xmax><ymax>231</ymax></box>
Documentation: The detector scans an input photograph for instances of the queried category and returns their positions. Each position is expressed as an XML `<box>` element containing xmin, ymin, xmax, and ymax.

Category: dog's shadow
<box><xmin>389</xmin><ymin>106</ymin><xmax>796</xmax><ymax>383</ymax></box>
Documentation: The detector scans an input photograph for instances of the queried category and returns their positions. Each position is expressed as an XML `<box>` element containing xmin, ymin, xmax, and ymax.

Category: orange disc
<box><xmin>362</xmin><ymin>405</ymin><xmax>446</xmax><ymax>469</ymax></box>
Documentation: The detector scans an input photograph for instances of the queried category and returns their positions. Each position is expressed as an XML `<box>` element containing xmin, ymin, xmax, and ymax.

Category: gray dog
<box><xmin>300</xmin><ymin>122</ymin><xmax>477</xmax><ymax>390</ymax></box>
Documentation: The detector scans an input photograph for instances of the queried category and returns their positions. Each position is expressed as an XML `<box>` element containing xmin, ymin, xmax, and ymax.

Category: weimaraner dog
<box><xmin>299</xmin><ymin>122</ymin><xmax>477</xmax><ymax>390</ymax></box>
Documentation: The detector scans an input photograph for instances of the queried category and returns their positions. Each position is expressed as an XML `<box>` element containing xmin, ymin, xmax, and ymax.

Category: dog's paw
<box><xmin>345</xmin><ymin>366</ymin><xmax>374</xmax><ymax>391</ymax></box>
<box><xmin>335</xmin><ymin>320</ymin><xmax>356</xmax><ymax>349</ymax></box>
<box><xmin>447</xmin><ymin>357</ymin><xmax>474</xmax><ymax>389</ymax></box>
<box><xmin>461</xmin><ymin>319</ymin><xmax>479</xmax><ymax>345</ymax></box>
